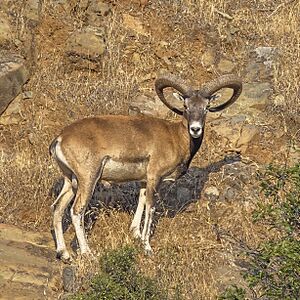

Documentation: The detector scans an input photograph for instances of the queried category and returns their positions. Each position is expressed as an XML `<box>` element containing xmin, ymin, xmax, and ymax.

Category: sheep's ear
<box><xmin>173</xmin><ymin>92</ymin><xmax>185</xmax><ymax>102</ymax></box>
<box><xmin>209</xmin><ymin>93</ymin><xmax>221</xmax><ymax>101</ymax></box>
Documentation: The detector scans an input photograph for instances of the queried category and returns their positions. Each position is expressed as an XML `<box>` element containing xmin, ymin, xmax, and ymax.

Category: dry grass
<box><xmin>0</xmin><ymin>0</ymin><xmax>299</xmax><ymax>299</ymax></box>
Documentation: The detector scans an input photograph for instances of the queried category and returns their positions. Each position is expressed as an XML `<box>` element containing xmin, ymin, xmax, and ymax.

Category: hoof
<box><xmin>62</xmin><ymin>256</ymin><xmax>72</xmax><ymax>264</ymax></box>
<box><xmin>56</xmin><ymin>250</ymin><xmax>72</xmax><ymax>264</ymax></box>
<box><xmin>130</xmin><ymin>226</ymin><xmax>142</xmax><ymax>240</ymax></box>
<box><xmin>144</xmin><ymin>245</ymin><xmax>154</xmax><ymax>256</ymax></box>
<box><xmin>50</xmin><ymin>203</ymin><xmax>56</xmax><ymax>212</ymax></box>
<box><xmin>132</xmin><ymin>231</ymin><xmax>142</xmax><ymax>240</ymax></box>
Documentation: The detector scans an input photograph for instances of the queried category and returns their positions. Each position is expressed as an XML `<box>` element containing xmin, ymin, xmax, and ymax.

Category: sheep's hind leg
<box><xmin>53</xmin><ymin>176</ymin><xmax>74</xmax><ymax>261</ymax></box>
<box><xmin>70</xmin><ymin>181</ymin><xmax>94</xmax><ymax>256</ymax></box>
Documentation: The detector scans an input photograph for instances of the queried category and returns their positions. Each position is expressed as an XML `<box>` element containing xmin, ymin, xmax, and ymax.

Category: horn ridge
<box><xmin>155</xmin><ymin>74</ymin><xmax>192</xmax><ymax>115</ymax></box>
<box><xmin>199</xmin><ymin>74</ymin><xmax>243</xmax><ymax>112</ymax></box>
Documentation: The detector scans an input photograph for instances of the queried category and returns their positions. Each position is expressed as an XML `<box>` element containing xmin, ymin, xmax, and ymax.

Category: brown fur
<box><xmin>58</xmin><ymin>115</ymin><xmax>191</xmax><ymax>184</ymax></box>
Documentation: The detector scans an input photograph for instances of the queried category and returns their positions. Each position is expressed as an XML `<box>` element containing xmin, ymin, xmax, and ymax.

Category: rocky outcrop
<box><xmin>203</xmin><ymin>160</ymin><xmax>258</xmax><ymax>203</ymax></box>
<box><xmin>0</xmin><ymin>224</ymin><xmax>62</xmax><ymax>299</ymax></box>
<box><xmin>0</xmin><ymin>12</ymin><xmax>12</xmax><ymax>48</ymax></box>
<box><xmin>0</xmin><ymin>56</ymin><xmax>29</xmax><ymax>115</ymax></box>
<box><xmin>128</xmin><ymin>94</ymin><xmax>171</xmax><ymax>118</ymax></box>
<box><xmin>86</xmin><ymin>0</ymin><xmax>112</xmax><ymax>26</ymax></box>
<box><xmin>66</xmin><ymin>26</ymin><xmax>106</xmax><ymax>70</ymax></box>
<box><xmin>64</xmin><ymin>0</ymin><xmax>112</xmax><ymax>69</ymax></box>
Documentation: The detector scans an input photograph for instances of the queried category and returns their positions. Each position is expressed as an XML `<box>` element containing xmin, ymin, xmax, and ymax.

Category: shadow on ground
<box><xmin>51</xmin><ymin>154</ymin><xmax>241</xmax><ymax>239</ymax></box>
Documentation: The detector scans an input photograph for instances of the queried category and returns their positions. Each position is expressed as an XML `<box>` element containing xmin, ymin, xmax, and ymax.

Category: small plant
<box><xmin>220</xmin><ymin>162</ymin><xmax>300</xmax><ymax>300</ymax></box>
<box><xmin>69</xmin><ymin>246</ymin><xmax>170</xmax><ymax>300</ymax></box>
<box><xmin>218</xmin><ymin>285</ymin><xmax>246</xmax><ymax>300</ymax></box>
<box><xmin>254</xmin><ymin>163</ymin><xmax>300</xmax><ymax>234</ymax></box>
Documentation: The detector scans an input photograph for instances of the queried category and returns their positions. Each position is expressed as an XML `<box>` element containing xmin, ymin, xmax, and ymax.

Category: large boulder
<box><xmin>128</xmin><ymin>94</ymin><xmax>171</xmax><ymax>118</ymax></box>
<box><xmin>0</xmin><ymin>12</ymin><xmax>12</xmax><ymax>47</ymax></box>
<box><xmin>66</xmin><ymin>26</ymin><xmax>106</xmax><ymax>69</ymax></box>
<box><xmin>208</xmin><ymin>81</ymin><xmax>272</xmax><ymax>121</ymax></box>
<box><xmin>207</xmin><ymin>115</ymin><xmax>260</xmax><ymax>154</ymax></box>
<box><xmin>0</xmin><ymin>56</ymin><xmax>29</xmax><ymax>115</ymax></box>
<box><xmin>0</xmin><ymin>224</ymin><xmax>62</xmax><ymax>299</ymax></box>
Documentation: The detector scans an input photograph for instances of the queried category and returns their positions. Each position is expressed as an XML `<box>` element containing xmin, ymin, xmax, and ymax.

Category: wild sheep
<box><xmin>50</xmin><ymin>73</ymin><xmax>242</xmax><ymax>261</ymax></box>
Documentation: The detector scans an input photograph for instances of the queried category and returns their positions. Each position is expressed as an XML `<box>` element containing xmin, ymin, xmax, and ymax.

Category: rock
<box><xmin>0</xmin><ymin>93</ymin><xmax>22</xmax><ymax>125</ymax></box>
<box><xmin>201</xmin><ymin>48</ymin><xmax>216</xmax><ymax>68</ymax></box>
<box><xmin>223</xmin><ymin>187</ymin><xmax>236</xmax><ymax>201</ymax></box>
<box><xmin>0</xmin><ymin>57</ymin><xmax>29</xmax><ymax>115</ymax></box>
<box><xmin>208</xmin><ymin>116</ymin><xmax>260</xmax><ymax>154</ymax></box>
<box><xmin>210</xmin><ymin>81</ymin><xmax>272</xmax><ymax>120</ymax></box>
<box><xmin>176</xmin><ymin>187</ymin><xmax>191</xmax><ymax>203</ymax></box>
<box><xmin>88</xmin><ymin>0</ymin><xmax>111</xmax><ymax>16</ymax></box>
<box><xmin>86</xmin><ymin>0</ymin><xmax>111</xmax><ymax>26</ymax></box>
<box><xmin>254</xmin><ymin>46</ymin><xmax>278</xmax><ymax>66</ymax></box>
<box><xmin>0</xmin><ymin>115</ymin><xmax>19</xmax><ymax>125</ymax></box>
<box><xmin>23</xmin><ymin>90</ymin><xmax>33</xmax><ymax>99</ymax></box>
<box><xmin>24</xmin><ymin>0</ymin><xmax>42</xmax><ymax>24</ymax></box>
<box><xmin>217</xmin><ymin>58</ymin><xmax>235</xmax><ymax>73</ymax></box>
<box><xmin>128</xmin><ymin>94</ymin><xmax>171</xmax><ymax>118</ymax></box>
<box><xmin>0</xmin><ymin>13</ymin><xmax>12</xmax><ymax>47</ymax></box>
<box><xmin>235</xmin><ymin>124</ymin><xmax>259</xmax><ymax>151</ymax></box>
<box><xmin>2</xmin><ymin>93</ymin><xmax>22</xmax><ymax>115</ymax></box>
<box><xmin>62</xmin><ymin>266</ymin><xmax>76</xmax><ymax>292</ymax></box>
<box><xmin>66</xmin><ymin>26</ymin><xmax>106</xmax><ymax>69</ymax></box>
<box><xmin>242</xmin><ymin>82</ymin><xmax>272</xmax><ymax>107</ymax></box>
<box><xmin>123</xmin><ymin>14</ymin><xmax>148</xmax><ymax>36</ymax></box>
<box><xmin>244</xmin><ymin>61</ymin><xmax>272</xmax><ymax>81</ymax></box>
<box><xmin>273</xmin><ymin>94</ymin><xmax>285</xmax><ymax>106</ymax></box>
<box><xmin>244</xmin><ymin>47</ymin><xmax>279</xmax><ymax>81</ymax></box>
<box><xmin>0</xmin><ymin>224</ymin><xmax>61</xmax><ymax>299</ymax></box>
<box><xmin>28</xmin><ymin>132</ymin><xmax>36</xmax><ymax>144</ymax></box>
<box><xmin>204</xmin><ymin>186</ymin><xmax>220</xmax><ymax>201</ymax></box>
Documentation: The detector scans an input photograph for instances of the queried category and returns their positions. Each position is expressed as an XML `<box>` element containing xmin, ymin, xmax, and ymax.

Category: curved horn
<box><xmin>199</xmin><ymin>74</ymin><xmax>242</xmax><ymax>112</ymax></box>
<box><xmin>155</xmin><ymin>74</ymin><xmax>192</xmax><ymax>115</ymax></box>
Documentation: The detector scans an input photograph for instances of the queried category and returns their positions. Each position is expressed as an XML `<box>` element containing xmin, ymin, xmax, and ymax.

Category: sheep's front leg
<box><xmin>141</xmin><ymin>177</ymin><xmax>159</xmax><ymax>255</ymax></box>
<box><xmin>130</xmin><ymin>188</ymin><xmax>146</xmax><ymax>239</ymax></box>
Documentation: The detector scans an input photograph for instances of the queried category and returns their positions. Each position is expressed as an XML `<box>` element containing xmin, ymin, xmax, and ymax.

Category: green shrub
<box><xmin>218</xmin><ymin>285</ymin><xmax>246</xmax><ymax>300</ymax></box>
<box><xmin>69</xmin><ymin>246</ymin><xmax>170</xmax><ymax>300</ymax></box>
<box><xmin>220</xmin><ymin>162</ymin><xmax>300</xmax><ymax>300</ymax></box>
<box><xmin>254</xmin><ymin>163</ymin><xmax>300</xmax><ymax>234</ymax></box>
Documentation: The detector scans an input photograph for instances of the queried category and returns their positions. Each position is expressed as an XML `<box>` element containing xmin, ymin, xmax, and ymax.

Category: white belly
<box><xmin>101</xmin><ymin>158</ymin><xmax>148</xmax><ymax>182</ymax></box>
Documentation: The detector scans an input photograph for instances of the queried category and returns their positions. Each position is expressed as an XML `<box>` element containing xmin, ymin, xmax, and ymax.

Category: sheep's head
<box><xmin>155</xmin><ymin>74</ymin><xmax>243</xmax><ymax>138</ymax></box>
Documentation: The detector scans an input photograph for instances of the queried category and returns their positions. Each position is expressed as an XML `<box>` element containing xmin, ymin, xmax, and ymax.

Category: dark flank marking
<box><xmin>49</xmin><ymin>138</ymin><xmax>58</xmax><ymax>157</ymax></box>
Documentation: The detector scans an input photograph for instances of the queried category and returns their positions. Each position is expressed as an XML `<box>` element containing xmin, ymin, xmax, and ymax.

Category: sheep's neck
<box><xmin>178</xmin><ymin>118</ymin><xmax>204</xmax><ymax>169</ymax></box>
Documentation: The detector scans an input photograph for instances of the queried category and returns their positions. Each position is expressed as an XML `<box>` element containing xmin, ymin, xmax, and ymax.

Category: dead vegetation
<box><xmin>0</xmin><ymin>0</ymin><xmax>299</xmax><ymax>299</ymax></box>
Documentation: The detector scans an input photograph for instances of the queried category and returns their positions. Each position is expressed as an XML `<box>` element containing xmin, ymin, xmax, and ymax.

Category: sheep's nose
<box><xmin>191</xmin><ymin>126</ymin><xmax>201</xmax><ymax>134</ymax></box>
